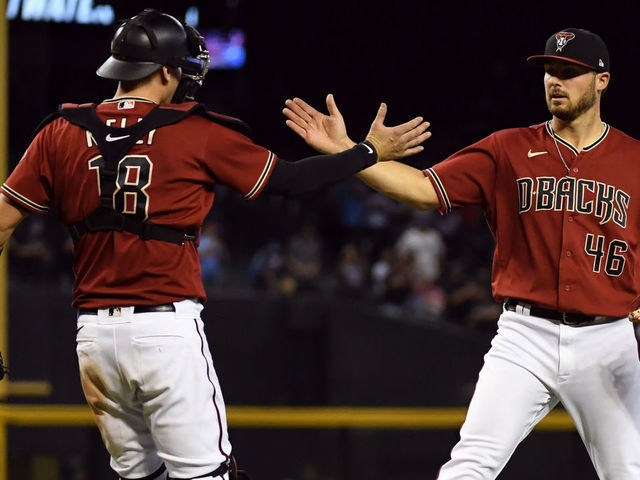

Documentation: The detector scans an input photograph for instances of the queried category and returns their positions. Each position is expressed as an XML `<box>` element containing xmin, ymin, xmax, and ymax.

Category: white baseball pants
<box><xmin>437</xmin><ymin>309</ymin><xmax>640</xmax><ymax>479</ymax></box>
<box><xmin>76</xmin><ymin>299</ymin><xmax>231</xmax><ymax>479</ymax></box>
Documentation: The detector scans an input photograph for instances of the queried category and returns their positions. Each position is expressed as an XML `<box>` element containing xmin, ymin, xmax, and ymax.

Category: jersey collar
<box><xmin>545</xmin><ymin>120</ymin><xmax>610</xmax><ymax>155</ymax></box>
<box><xmin>102</xmin><ymin>96</ymin><xmax>157</xmax><ymax>104</ymax></box>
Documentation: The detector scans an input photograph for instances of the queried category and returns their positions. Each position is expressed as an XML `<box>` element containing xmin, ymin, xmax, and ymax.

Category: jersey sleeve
<box><xmin>423</xmin><ymin>133</ymin><xmax>498</xmax><ymax>214</ymax></box>
<box><xmin>203</xmin><ymin>123</ymin><xmax>276</xmax><ymax>200</ymax></box>
<box><xmin>1</xmin><ymin>121</ymin><xmax>57</xmax><ymax>214</ymax></box>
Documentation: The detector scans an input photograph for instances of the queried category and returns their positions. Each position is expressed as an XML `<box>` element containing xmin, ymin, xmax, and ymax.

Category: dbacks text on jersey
<box><xmin>517</xmin><ymin>176</ymin><xmax>629</xmax><ymax>229</ymax></box>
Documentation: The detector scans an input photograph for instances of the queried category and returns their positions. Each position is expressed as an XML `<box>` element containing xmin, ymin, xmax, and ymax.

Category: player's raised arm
<box><xmin>283</xmin><ymin>95</ymin><xmax>440</xmax><ymax>210</ymax></box>
<box><xmin>356</xmin><ymin>161</ymin><xmax>440</xmax><ymax>210</ymax></box>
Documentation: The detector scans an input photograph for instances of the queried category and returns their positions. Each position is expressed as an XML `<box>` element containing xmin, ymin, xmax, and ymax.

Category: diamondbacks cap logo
<box><xmin>555</xmin><ymin>32</ymin><xmax>575</xmax><ymax>52</ymax></box>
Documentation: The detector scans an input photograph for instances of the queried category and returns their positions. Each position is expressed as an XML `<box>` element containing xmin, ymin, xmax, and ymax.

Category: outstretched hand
<box><xmin>365</xmin><ymin>103</ymin><xmax>431</xmax><ymax>161</ymax></box>
<box><xmin>283</xmin><ymin>94</ymin><xmax>354</xmax><ymax>154</ymax></box>
<box><xmin>283</xmin><ymin>95</ymin><xmax>431</xmax><ymax>161</ymax></box>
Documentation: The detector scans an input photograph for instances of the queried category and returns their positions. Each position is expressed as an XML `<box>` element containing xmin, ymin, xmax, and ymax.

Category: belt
<box><xmin>78</xmin><ymin>303</ymin><xmax>176</xmax><ymax>316</ymax></box>
<box><xmin>504</xmin><ymin>298</ymin><xmax>616</xmax><ymax>326</ymax></box>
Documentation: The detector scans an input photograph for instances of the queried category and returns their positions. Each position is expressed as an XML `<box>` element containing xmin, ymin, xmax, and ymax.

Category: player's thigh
<box><xmin>135</xmin><ymin>303</ymin><xmax>231</xmax><ymax>478</ymax></box>
<box><xmin>76</xmin><ymin>317</ymin><xmax>163</xmax><ymax>478</ymax></box>
<box><xmin>441</xmin><ymin>314</ymin><xmax>561</xmax><ymax>473</ymax></box>
<box><xmin>437</xmin><ymin>352</ymin><xmax>559</xmax><ymax>480</ymax></box>
<box><xmin>462</xmin><ymin>313</ymin><xmax>561</xmax><ymax>441</ymax></box>
<box><xmin>460</xmin><ymin>349</ymin><xmax>558</xmax><ymax>449</ymax></box>
<box><xmin>563</xmin><ymin>320</ymin><xmax>640</xmax><ymax>478</ymax></box>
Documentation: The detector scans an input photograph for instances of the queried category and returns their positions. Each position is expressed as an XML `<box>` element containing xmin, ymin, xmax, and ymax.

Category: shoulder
<box><xmin>604</xmin><ymin>125</ymin><xmax>640</xmax><ymax>148</ymax></box>
<box><xmin>29</xmin><ymin>103</ymin><xmax>92</xmax><ymax>143</ymax></box>
<box><xmin>475</xmin><ymin>123</ymin><xmax>546</xmax><ymax>153</ymax></box>
<box><xmin>60</xmin><ymin>102</ymin><xmax>93</xmax><ymax>110</ymax></box>
<box><xmin>491</xmin><ymin>122</ymin><xmax>546</xmax><ymax>140</ymax></box>
<box><xmin>161</xmin><ymin>102</ymin><xmax>253</xmax><ymax>138</ymax></box>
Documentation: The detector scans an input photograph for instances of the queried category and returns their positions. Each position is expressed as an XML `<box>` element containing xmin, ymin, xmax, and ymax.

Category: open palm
<box><xmin>284</xmin><ymin>95</ymin><xmax>431</xmax><ymax>161</ymax></box>
<box><xmin>283</xmin><ymin>94</ymin><xmax>355</xmax><ymax>154</ymax></box>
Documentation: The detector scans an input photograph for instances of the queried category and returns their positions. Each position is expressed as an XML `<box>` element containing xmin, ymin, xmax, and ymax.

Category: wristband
<box><xmin>359</xmin><ymin>140</ymin><xmax>378</xmax><ymax>163</ymax></box>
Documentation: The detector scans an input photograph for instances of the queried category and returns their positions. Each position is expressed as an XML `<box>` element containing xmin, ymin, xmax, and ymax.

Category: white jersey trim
<box><xmin>426</xmin><ymin>168</ymin><xmax>451</xmax><ymax>214</ymax></box>
<box><xmin>545</xmin><ymin>121</ymin><xmax>610</xmax><ymax>154</ymax></box>
<box><xmin>242</xmin><ymin>151</ymin><xmax>275</xmax><ymax>200</ymax></box>
<box><xmin>583</xmin><ymin>123</ymin><xmax>610</xmax><ymax>151</ymax></box>
<box><xmin>102</xmin><ymin>96</ymin><xmax>157</xmax><ymax>104</ymax></box>
<box><xmin>1</xmin><ymin>184</ymin><xmax>48</xmax><ymax>213</ymax></box>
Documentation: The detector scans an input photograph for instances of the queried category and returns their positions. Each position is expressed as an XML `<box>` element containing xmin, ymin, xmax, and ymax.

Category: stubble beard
<box><xmin>547</xmin><ymin>80</ymin><xmax>597</xmax><ymax>122</ymax></box>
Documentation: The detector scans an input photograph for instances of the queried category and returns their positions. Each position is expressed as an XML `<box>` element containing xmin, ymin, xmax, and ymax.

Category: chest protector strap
<box><xmin>60</xmin><ymin>103</ymin><xmax>204</xmax><ymax>246</ymax></box>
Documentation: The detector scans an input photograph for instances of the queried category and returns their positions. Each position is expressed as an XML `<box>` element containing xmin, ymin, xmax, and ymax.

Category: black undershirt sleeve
<box><xmin>263</xmin><ymin>142</ymin><xmax>377</xmax><ymax>196</ymax></box>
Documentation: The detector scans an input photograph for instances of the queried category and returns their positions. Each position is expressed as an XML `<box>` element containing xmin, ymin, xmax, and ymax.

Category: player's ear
<box><xmin>596</xmin><ymin>72</ymin><xmax>610</xmax><ymax>94</ymax></box>
<box><xmin>159</xmin><ymin>66</ymin><xmax>180</xmax><ymax>85</ymax></box>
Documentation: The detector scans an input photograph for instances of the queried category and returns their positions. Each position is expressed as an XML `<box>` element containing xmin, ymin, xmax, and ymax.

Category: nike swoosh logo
<box><xmin>527</xmin><ymin>149</ymin><xmax>548</xmax><ymax>158</ymax></box>
<box><xmin>106</xmin><ymin>133</ymin><xmax>131</xmax><ymax>142</ymax></box>
<box><xmin>76</xmin><ymin>325</ymin><xmax>85</xmax><ymax>334</ymax></box>
<box><xmin>363</xmin><ymin>143</ymin><xmax>374</xmax><ymax>154</ymax></box>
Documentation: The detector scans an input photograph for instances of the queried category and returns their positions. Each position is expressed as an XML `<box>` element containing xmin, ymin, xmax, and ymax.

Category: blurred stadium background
<box><xmin>2</xmin><ymin>0</ymin><xmax>640</xmax><ymax>478</ymax></box>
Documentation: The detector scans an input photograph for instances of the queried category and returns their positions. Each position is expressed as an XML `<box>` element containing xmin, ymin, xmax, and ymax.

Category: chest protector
<box><xmin>42</xmin><ymin>102</ymin><xmax>250</xmax><ymax>246</ymax></box>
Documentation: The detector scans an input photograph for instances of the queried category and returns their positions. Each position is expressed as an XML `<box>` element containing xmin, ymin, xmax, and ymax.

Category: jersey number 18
<box><xmin>89</xmin><ymin>155</ymin><xmax>153</xmax><ymax>220</ymax></box>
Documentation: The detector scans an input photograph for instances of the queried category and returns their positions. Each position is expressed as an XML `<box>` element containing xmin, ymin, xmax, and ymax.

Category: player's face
<box><xmin>544</xmin><ymin>61</ymin><xmax>597</xmax><ymax>122</ymax></box>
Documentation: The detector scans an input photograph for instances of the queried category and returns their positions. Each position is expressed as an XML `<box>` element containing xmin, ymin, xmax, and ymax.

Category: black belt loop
<box><xmin>504</xmin><ymin>298</ymin><xmax>616</xmax><ymax>326</ymax></box>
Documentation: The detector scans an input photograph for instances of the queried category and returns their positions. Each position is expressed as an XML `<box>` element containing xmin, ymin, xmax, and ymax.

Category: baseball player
<box><xmin>0</xmin><ymin>9</ymin><xmax>430</xmax><ymax>480</ymax></box>
<box><xmin>283</xmin><ymin>28</ymin><xmax>640</xmax><ymax>479</ymax></box>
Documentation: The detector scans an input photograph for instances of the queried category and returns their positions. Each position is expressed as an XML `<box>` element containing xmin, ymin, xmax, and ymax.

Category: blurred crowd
<box><xmin>9</xmin><ymin>178</ymin><xmax>501</xmax><ymax>331</ymax></box>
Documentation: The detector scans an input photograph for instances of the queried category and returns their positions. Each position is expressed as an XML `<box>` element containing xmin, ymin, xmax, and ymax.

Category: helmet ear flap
<box><xmin>185</xmin><ymin>25</ymin><xmax>205</xmax><ymax>56</ymax></box>
<box><xmin>184</xmin><ymin>24</ymin><xmax>211</xmax><ymax>77</ymax></box>
<box><xmin>171</xmin><ymin>24</ymin><xmax>210</xmax><ymax>103</ymax></box>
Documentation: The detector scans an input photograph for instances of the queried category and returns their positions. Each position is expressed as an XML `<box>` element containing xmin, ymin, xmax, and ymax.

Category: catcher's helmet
<box><xmin>97</xmin><ymin>9</ymin><xmax>210</xmax><ymax>102</ymax></box>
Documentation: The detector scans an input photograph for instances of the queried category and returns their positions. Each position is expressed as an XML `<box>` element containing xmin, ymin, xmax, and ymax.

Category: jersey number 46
<box><xmin>584</xmin><ymin>234</ymin><xmax>628</xmax><ymax>277</ymax></box>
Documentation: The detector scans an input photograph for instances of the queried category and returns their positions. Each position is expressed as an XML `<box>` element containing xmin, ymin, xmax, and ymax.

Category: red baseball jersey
<box><xmin>2</xmin><ymin>98</ymin><xmax>276</xmax><ymax>308</ymax></box>
<box><xmin>425</xmin><ymin>121</ymin><xmax>640</xmax><ymax>317</ymax></box>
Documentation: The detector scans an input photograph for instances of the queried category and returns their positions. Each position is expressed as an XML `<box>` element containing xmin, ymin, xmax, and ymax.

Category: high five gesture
<box><xmin>283</xmin><ymin>94</ymin><xmax>431</xmax><ymax>160</ymax></box>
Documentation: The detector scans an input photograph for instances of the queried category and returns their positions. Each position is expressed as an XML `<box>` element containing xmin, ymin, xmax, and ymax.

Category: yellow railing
<box><xmin>0</xmin><ymin>404</ymin><xmax>576</xmax><ymax>479</ymax></box>
<box><xmin>0</xmin><ymin>404</ymin><xmax>577</xmax><ymax>430</ymax></box>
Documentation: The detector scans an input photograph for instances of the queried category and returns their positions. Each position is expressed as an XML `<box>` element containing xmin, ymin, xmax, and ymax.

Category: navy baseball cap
<box><xmin>527</xmin><ymin>28</ymin><xmax>609</xmax><ymax>73</ymax></box>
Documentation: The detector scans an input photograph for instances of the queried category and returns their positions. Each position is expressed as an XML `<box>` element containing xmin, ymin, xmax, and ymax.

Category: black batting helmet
<box><xmin>97</xmin><ymin>9</ymin><xmax>210</xmax><ymax>101</ymax></box>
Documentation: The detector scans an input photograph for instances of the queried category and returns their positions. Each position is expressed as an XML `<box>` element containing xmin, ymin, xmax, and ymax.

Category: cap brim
<box><xmin>526</xmin><ymin>55</ymin><xmax>596</xmax><ymax>71</ymax></box>
<box><xmin>96</xmin><ymin>56</ymin><xmax>162</xmax><ymax>81</ymax></box>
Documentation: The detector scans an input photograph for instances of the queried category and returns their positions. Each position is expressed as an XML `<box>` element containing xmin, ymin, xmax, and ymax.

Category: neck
<box><xmin>113</xmin><ymin>83</ymin><xmax>175</xmax><ymax>104</ymax></box>
<box><xmin>551</xmin><ymin>107</ymin><xmax>603</xmax><ymax>151</ymax></box>
<box><xmin>113</xmin><ymin>86</ymin><xmax>163</xmax><ymax>104</ymax></box>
